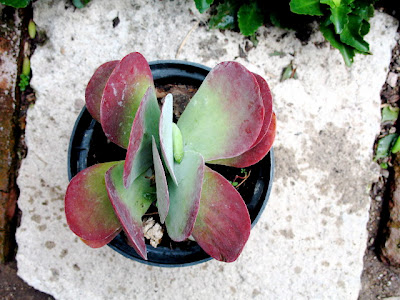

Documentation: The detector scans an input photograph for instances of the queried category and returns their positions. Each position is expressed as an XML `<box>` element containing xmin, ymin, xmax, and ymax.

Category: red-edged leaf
<box><xmin>81</xmin><ymin>228</ymin><xmax>121</xmax><ymax>248</ymax></box>
<box><xmin>85</xmin><ymin>60</ymin><xmax>119</xmax><ymax>122</ymax></box>
<box><xmin>101</xmin><ymin>52</ymin><xmax>155</xmax><ymax>148</ymax></box>
<box><xmin>105</xmin><ymin>162</ymin><xmax>156</xmax><ymax>260</ymax></box>
<box><xmin>165</xmin><ymin>151</ymin><xmax>204</xmax><ymax>242</ymax></box>
<box><xmin>177</xmin><ymin>61</ymin><xmax>264</xmax><ymax>161</ymax></box>
<box><xmin>251</xmin><ymin>73</ymin><xmax>273</xmax><ymax>147</ymax></box>
<box><xmin>192</xmin><ymin>166</ymin><xmax>251</xmax><ymax>262</ymax></box>
<box><xmin>159</xmin><ymin>94</ymin><xmax>178</xmax><ymax>184</ymax></box>
<box><xmin>65</xmin><ymin>162</ymin><xmax>122</xmax><ymax>241</ymax></box>
<box><xmin>123</xmin><ymin>87</ymin><xmax>160</xmax><ymax>188</ymax></box>
<box><xmin>209</xmin><ymin>112</ymin><xmax>276</xmax><ymax>168</ymax></box>
<box><xmin>152</xmin><ymin>136</ymin><xmax>169</xmax><ymax>224</ymax></box>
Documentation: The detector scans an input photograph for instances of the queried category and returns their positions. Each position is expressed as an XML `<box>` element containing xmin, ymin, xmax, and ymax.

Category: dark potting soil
<box><xmin>86</xmin><ymin>83</ymin><xmax>259</xmax><ymax>252</ymax></box>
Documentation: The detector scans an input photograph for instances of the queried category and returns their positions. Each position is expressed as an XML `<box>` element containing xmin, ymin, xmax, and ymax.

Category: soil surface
<box><xmin>359</xmin><ymin>27</ymin><xmax>400</xmax><ymax>299</ymax></box>
<box><xmin>0</xmin><ymin>261</ymin><xmax>52</xmax><ymax>300</ymax></box>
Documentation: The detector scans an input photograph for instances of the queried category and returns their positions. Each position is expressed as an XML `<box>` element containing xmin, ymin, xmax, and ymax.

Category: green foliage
<box><xmin>280</xmin><ymin>62</ymin><xmax>298</xmax><ymax>82</ymax></box>
<box><xmin>391</xmin><ymin>137</ymin><xmax>400</xmax><ymax>154</ymax></box>
<box><xmin>381</xmin><ymin>105</ymin><xmax>399</xmax><ymax>123</ymax></box>
<box><xmin>22</xmin><ymin>57</ymin><xmax>30</xmax><ymax>76</ymax></box>
<box><xmin>289</xmin><ymin>0</ymin><xmax>323</xmax><ymax>16</ymax></box>
<box><xmin>380</xmin><ymin>162</ymin><xmax>388</xmax><ymax>169</ymax></box>
<box><xmin>19</xmin><ymin>74</ymin><xmax>30</xmax><ymax>91</ymax></box>
<box><xmin>194</xmin><ymin>0</ymin><xmax>214</xmax><ymax>13</ymax></box>
<box><xmin>296</xmin><ymin>0</ymin><xmax>375</xmax><ymax>65</ymax></box>
<box><xmin>72</xmin><ymin>0</ymin><xmax>92</xmax><ymax>8</ymax></box>
<box><xmin>320</xmin><ymin>19</ymin><xmax>355</xmax><ymax>66</ymax></box>
<box><xmin>28</xmin><ymin>20</ymin><xmax>36</xmax><ymax>39</ymax></box>
<box><xmin>209</xmin><ymin>1</ymin><xmax>237</xmax><ymax>30</ymax></box>
<box><xmin>0</xmin><ymin>0</ymin><xmax>30</xmax><ymax>8</ymax></box>
<box><xmin>375</xmin><ymin>134</ymin><xmax>399</xmax><ymax>161</ymax></box>
<box><xmin>194</xmin><ymin>0</ymin><xmax>376</xmax><ymax>66</ymax></box>
<box><xmin>237</xmin><ymin>3</ymin><xmax>264</xmax><ymax>36</ymax></box>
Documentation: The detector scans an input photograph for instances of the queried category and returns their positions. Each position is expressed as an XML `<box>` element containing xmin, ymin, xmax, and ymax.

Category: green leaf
<box><xmin>158</xmin><ymin>94</ymin><xmax>178</xmax><ymax>185</ymax></box>
<box><xmin>152</xmin><ymin>136</ymin><xmax>169</xmax><ymax>224</ymax></box>
<box><xmin>209</xmin><ymin>1</ymin><xmax>237</xmax><ymax>30</ymax></box>
<box><xmin>172</xmin><ymin>123</ymin><xmax>184</xmax><ymax>163</ymax></box>
<box><xmin>360</xmin><ymin>19</ymin><xmax>370</xmax><ymax>37</ymax></box>
<box><xmin>321</xmin><ymin>0</ymin><xmax>355</xmax><ymax>8</ymax></box>
<box><xmin>72</xmin><ymin>0</ymin><xmax>91</xmax><ymax>8</ymax></box>
<box><xmin>392</xmin><ymin>137</ymin><xmax>400</xmax><ymax>154</ymax></box>
<box><xmin>340</xmin><ymin>15</ymin><xmax>370</xmax><ymax>53</ymax></box>
<box><xmin>22</xmin><ymin>57</ymin><xmax>30</xmax><ymax>76</ymax></box>
<box><xmin>65</xmin><ymin>162</ymin><xmax>122</xmax><ymax>242</ymax></box>
<box><xmin>124</xmin><ymin>87</ymin><xmax>161</xmax><ymax>188</ymax></box>
<box><xmin>329</xmin><ymin>5</ymin><xmax>351</xmax><ymax>34</ymax></box>
<box><xmin>101</xmin><ymin>52</ymin><xmax>156</xmax><ymax>149</ymax></box>
<box><xmin>105</xmin><ymin>163</ymin><xmax>156</xmax><ymax>260</ymax></box>
<box><xmin>194</xmin><ymin>0</ymin><xmax>214</xmax><ymax>14</ymax></box>
<box><xmin>382</xmin><ymin>106</ymin><xmax>399</xmax><ymax>123</ymax></box>
<box><xmin>165</xmin><ymin>151</ymin><xmax>205</xmax><ymax>242</ymax></box>
<box><xmin>28</xmin><ymin>20</ymin><xmax>36</xmax><ymax>39</ymax></box>
<box><xmin>289</xmin><ymin>0</ymin><xmax>323</xmax><ymax>16</ymax></box>
<box><xmin>237</xmin><ymin>3</ymin><xmax>263</xmax><ymax>36</ymax></box>
<box><xmin>320</xmin><ymin>0</ymin><xmax>336</xmax><ymax>7</ymax></box>
<box><xmin>192</xmin><ymin>166</ymin><xmax>251</xmax><ymax>262</ymax></box>
<box><xmin>177</xmin><ymin>62</ymin><xmax>264</xmax><ymax>161</ymax></box>
<box><xmin>281</xmin><ymin>63</ymin><xmax>294</xmax><ymax>82</ymax></box>
<box><xmin>375</xmin><ymin>134</ymin><xmax>399</xmax><ymax>160</ymax></box>
<box><xmin>18</xmin><ymin>74</ymin><xmax>30</xmax><ymax>91</ymax></box>
<box><xmin>380</xmin><ymin>162</ymin><xmax>388</xmax><ymax>169</ymax></box>
<box><xmin>0</xmin><ymin>0</ymin><xmax>30</xmax><ymax>8</ymax></box>
<box><xmin>320</xmin><ymin>21</ymin><xmax>355</xmax><ymax>66</ymax></box>
<box><xmin>352</xmin><ymin>0</ymin><xmax>374</xmax><ymax>20</ymax></box>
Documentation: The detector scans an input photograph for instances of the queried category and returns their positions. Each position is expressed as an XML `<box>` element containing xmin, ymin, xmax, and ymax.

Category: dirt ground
<box><xmin>358</xmin><ymin>23</ymin><xmax>400</xmax><ymax>299</ymax></box>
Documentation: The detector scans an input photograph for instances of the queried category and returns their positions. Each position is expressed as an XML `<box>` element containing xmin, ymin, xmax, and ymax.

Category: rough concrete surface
<box><xmin>15</xmin><ymin>0</ymin><xmax>398</xmax><ymax>299</ymax></box>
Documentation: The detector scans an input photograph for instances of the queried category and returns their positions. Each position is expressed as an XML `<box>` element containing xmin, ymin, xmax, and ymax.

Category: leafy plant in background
<box><xmin>0</xmin><ymin>0</ymin><xmax>29</xmax><ymax>8</ymax></box>
<box><xmin>374</xmin><ymin>104</ymin><xmax>400</xmax><ymax>168</ymax></box>
<box><xmin>65</xmin><ymin>52</ymin><xmax>276</xmax><ymax>262</ymax></box>
<box><xmin>195</xmin><ymin>0</ymin><xmax>377</xmax><ymax>66</ymax></box>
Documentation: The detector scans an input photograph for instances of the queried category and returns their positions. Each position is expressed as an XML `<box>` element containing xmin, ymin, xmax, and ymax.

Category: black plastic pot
<box><xmin>68</xmin><ymin>60</ymin><xmax>275</xmax><ymax>267</ymax></box>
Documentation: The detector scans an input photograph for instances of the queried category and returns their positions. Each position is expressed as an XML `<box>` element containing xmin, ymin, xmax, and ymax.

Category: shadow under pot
<box><xmin>67</xmin><ymin>60</ymin><xmax>275</xmax><ymax>267</ymax></box>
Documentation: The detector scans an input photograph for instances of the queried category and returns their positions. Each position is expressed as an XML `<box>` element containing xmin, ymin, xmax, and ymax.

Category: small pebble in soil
<box><xmin>387</xmin><ymin>72</ymin><xmax>398</xmax><ymax>88</ymax></box>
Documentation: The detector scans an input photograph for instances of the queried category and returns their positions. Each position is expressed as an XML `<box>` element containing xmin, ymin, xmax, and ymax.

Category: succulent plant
<box><xmin>65</xmin><ymin>52</ymin><xmax>276</xmax><ymax>263</ymax></box>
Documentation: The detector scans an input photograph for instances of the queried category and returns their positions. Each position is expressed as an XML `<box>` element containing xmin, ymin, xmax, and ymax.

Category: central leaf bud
<box><xmin>172</xmin><ymin>123</ymin><xmax>184</xmax><ymax>163</ymax></box>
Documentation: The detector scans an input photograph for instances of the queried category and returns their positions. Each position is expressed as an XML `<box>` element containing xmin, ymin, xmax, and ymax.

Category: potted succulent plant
<box><xmin>65</xmin><ymin>52</ymin><xmax>276</xmax><ymax>266</ymax></box>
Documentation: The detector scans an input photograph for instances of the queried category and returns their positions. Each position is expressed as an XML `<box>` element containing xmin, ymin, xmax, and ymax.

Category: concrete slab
<box><xmin>16</xmin><ymin>0</ymin><xmax>398</xmax><ymax>299</ymax></box>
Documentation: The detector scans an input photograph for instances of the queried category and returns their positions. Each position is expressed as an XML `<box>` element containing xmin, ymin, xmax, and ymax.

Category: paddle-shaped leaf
<box><xmin>177</xmin><ymin>61</ymin><xmax>264</xmax><ymax>161</ymax></box>
<box><xmin>81</xmin><ymin>228</ymin><xmax>121</xmax><ymax>248</ymax></box>
<box><xmin>159</xmin><ymin>94</ymin><xmax>178</xmax><ymax>184</ymax></box>
<box><xmin>209</xmin><ymin>113</ymin><xmax>276</xmax><ymax>168</ymax></box>
<box><xmin>123</xmin><ymin>87</ymin><xmax>160</xmax><ymax>188</ymax></box>
<box><xmin>251</xmin><ymin>73</ymin><xmax>273</xmax><ymax>147</ymax></box>
<box><xmin>101</xmin><ymin>52</ymin><xmax>155</xmax><ymax>148</ymax></box>
<box><xmin>85</xmin><ymin>60</ymin><xmax>119</xmax><ymax>122</ymax></box>
<box><xmin>152</xmin><ymin>136</ymin><xmax>169</xmax><ymax>224</ymax></box>
<box><xmin>65</xmin><ymin>162</ymin><xmax>121</xmax><ymax>241</ymax></box>
<box><xmin>192</xmin><ymin>166</ymin><xmax>251</xmax><ymax>262</ymax></box>
<box><xmin>105</xmin><ymin>162</ymin><xmax>156</xmax><ymax>260</ymax></box>
<box><xmin>165</xmin><ymin>151</ymin><xmax>205</xmax><ymax>242</ymax></box>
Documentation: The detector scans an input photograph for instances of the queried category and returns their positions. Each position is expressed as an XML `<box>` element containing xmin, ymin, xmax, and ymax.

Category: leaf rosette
<box><xmin>65</xmin><ymin>52</ymin><xmax>276</xmax><ymax>262</ymax></box>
